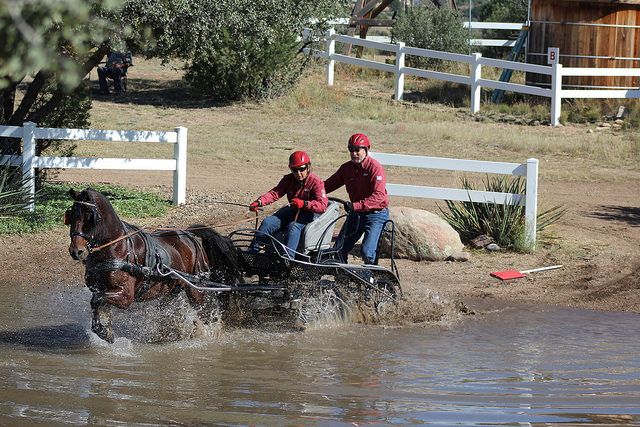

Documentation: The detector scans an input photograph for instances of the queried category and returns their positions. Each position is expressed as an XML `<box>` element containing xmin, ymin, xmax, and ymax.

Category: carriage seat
<box><xmin>298</xmin><ymin>200</ymin><xmax>340</xmax><ymax>254</ymax></box>
<box><xmin>272</xmin><ymin>201</ymin><xmax>341</xmax><ymax>255</ymax></box>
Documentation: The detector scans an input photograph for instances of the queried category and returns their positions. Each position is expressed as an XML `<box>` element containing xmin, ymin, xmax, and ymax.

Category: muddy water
<box><xmin>1</xmin><ymin>283</ymin><xmax>639</xmax><ymax>426</ymax></box>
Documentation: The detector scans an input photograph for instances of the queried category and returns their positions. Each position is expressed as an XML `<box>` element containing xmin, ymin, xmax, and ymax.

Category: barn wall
<box><xmin>527</xmin><ymin>0</ymin><xmax>640</xmax><ymax>88</ymax></box>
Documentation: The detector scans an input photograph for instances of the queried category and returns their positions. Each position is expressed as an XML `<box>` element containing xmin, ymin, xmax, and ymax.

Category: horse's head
<box><xmin>65</xmin><ymin>188</ymin><xmax>112</xmax><ymax>261</ymax></box>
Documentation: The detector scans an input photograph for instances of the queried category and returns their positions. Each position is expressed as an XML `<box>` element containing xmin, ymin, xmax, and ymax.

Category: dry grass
<box><xmin>78</xmin><ymin>58</ymin><xmax>640</xmax><ymax>193</ymax></box>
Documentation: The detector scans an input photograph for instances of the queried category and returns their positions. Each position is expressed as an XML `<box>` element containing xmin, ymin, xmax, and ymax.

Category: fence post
<box><xmin>326</xmin><ymin>28</ymin><xmax>336</xmax><ymax>87</ymax></box>
<box><xmin>22</xmin><ymin>122</ymin><xmax>36</xmax><ymax>212</ymax></box>
<box><xmin>524</xmin><ymin>158</ymin><xmax>539</xmax><ymax>250</ymax></box>
<box><xmin>172</xmin><ymin>126</ymin><xmax>188</xmax><ymax>205</ymax></box>
<box><xmin>550</xmin><ymin>62</ymin><xmax>563</xmax><ymax>126</ymax></box>
<box><xmin>470</xmin><ymin>53</ymin><xmax>482</xmax><ymax>114</ymax></box>
<box><xmin>394</xmin><ymin>42</ymin><xmax>405</xmax><ymax>101</ymax></box>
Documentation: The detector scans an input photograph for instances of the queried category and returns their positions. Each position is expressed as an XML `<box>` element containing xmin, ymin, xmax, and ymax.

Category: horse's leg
<box><xmin>103</xmin><ymin>272</ymin><xmax>136</xmax><ymax>309</ymax></box>
<box><xmin>90</xmin><ymin>293</ymin><xmax>114</xmax><ymax>343</ymax></box>
<box><xmin>89</xmin><ymin>273</ymin><xmax>136</xmax><ymax>343</ymax></box>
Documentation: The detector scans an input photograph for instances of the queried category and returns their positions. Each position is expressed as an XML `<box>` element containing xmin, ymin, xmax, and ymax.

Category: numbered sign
<box><xmin>547</xmin><ymin>47</ymin><xmax>559</xmax><ymax>65</ymax></box>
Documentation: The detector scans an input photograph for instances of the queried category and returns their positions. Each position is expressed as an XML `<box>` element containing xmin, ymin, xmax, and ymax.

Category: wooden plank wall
<box><xmin>526</xmin><ymin>0</ymin><xmax>640</xmax><ymax>88</ymax></box>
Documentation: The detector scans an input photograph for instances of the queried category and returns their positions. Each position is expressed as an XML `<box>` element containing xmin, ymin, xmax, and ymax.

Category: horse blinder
<box><xmin>66</xmin><ymin>203</ymin><xmax>101</xmax><ymax>253</ymax></box>
<box><xmin>65</xmin><ymin>203</ymin><xmax>101</xmax><ymax>228</ymax></box>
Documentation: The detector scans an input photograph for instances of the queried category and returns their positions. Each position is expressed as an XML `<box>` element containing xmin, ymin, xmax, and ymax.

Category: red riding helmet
<box><xmin>289</xmin><ymin>151</ymin><xmax>311</xmax><ymax>168</ymax></box>
<box><xmin>348</xmin><ymin>133</ymin><xmax>370</xmax><ymax>149</ymax></box>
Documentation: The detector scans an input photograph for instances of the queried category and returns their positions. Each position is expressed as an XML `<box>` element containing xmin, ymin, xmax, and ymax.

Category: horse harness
<box><xmin>69</xmin><ymin>201</ymin><xmax>209</xmax><ymax>299</ymax></box>
<box><xmin>66</xmin><ymin>201</ymin><xmax>102</xmax><ymax>245</ymax></box>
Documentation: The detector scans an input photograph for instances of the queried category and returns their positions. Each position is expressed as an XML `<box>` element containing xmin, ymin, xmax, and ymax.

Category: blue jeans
<box><xmin>98</xmin><ymin>66</ymin><xmax>125</xmax><ymax>93</ymax></box>
<box><xmin>249</xmin><ymin>206</ymin><xmax>318</xmax><ymax>258</ymax></box>
<box><xmin>335</xmin><ymin>208</ymin><xmax>389</xmax><ymax>264</ymax></box>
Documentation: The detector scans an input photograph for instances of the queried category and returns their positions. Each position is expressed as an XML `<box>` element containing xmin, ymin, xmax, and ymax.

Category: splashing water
<box><xmin>110</xmin><ymin>293</ymin><xmax>222</xmax><ymax>343</ymax></box>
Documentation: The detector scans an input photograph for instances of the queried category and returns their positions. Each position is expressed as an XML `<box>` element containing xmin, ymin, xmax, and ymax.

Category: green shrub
<box><xmin>391</xmin><ymin>5</ymin><xmax>468</xmax><ymax>69</ymax></box>
<box><xmin>476</xmin><ymin>0</ymin><xmax>528</xmax><ymax>58</ymax></box>
<box><xmin>34</xmin><ymin>80</ymin><xmax>92</xmax><ymax>156</ymax></box>
<box><xmin>439</xmin><ymin>176</ymin><xmax>565</xmax><ymax>251</ymax></box>
<box><xmin>185</xmin><ymin>29</ymin><xmax>303</xmax><ymax>101</ymax></box>
<box><xmin>0</xmin><ymin>161</ymin><xmax>36</xmax><ymax>217</ymax></box>
<box><xmin>125</xmin><ymin>0</ymin><xmax>346</xmax><ymax>101</ymax></box>
<box><xmin>565</xmin><ymin>100</ymin><xmax>602</xmax><ymax>123</ymax></box>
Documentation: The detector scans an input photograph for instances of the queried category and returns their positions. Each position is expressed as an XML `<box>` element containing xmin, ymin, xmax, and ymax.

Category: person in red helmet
<box><xmin>248</xmin><ymin>151</ymin><xmax>328</xmax><ymax>257</ymax></box>
<box><xmin>324</xmin><ymin>133</ymin><xmax>389</xmax><ymax>264</ymax></box>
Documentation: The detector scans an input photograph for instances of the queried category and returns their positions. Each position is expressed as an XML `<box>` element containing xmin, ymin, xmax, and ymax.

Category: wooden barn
<box><xmin>526</xmin><ymin>0</ymin><xmax>640</xmax><ymax>88</ymax></box>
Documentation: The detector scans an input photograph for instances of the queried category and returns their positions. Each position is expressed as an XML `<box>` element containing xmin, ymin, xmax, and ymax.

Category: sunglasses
<box><xmin>348</xmin><ymin>146</ymin><xmax>363</xmax><ymax>153</ymax></box>
<box><xmin>291</xmin><ymin>165</ymin><xmax>308</xmax><ymax>173</ymax></box>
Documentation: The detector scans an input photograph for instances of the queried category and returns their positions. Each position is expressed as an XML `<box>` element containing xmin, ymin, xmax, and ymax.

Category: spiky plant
<box><xmin>439</xmin><ymin>175</ymin><xmax>566</xmax><ymax>251</ymax></box>
<box><xmin>0</xmin><ymin>161</ymin><xmax>35</xmax><ymax>217</ymax></box>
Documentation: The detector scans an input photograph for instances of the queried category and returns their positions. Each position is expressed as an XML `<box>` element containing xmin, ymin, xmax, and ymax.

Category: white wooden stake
<box><xmin>470</xmin><ymin>53</ymin><xmax>482</xmax><ymax>114</ymax></box>
<box><xmin>394</xmin><ymin>42</ymin><xmax>405</xmax><ymax>101</ymax></box>
<box><xmin>22</xmin><ymin>122</ymin><xmax>36</xmax><ymax>212</ymax></box>
<box><xmin>525</xmin><ymin>157</ymin><xmax>539</xmax><ymax>250</ymax></box>
<box><xmin>173</xmin><ymin>126</ymin><xmax>188</xmax><ymax>205</ymax></box>
<box><xmin>550</xmin><ymin>62</ymin><xmax>563</xmax><ymax>126</ymax></box>
<box><xmin>326</xmin><ymin>29</ymin><xmax>336</xmax><ymax>87</ymax></box>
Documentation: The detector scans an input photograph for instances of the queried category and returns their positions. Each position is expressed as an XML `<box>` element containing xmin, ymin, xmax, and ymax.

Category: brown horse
<box><xmin>65</xmin><ymin>188</ymin><xmax>240</xmax><ymax>342</ymax></box>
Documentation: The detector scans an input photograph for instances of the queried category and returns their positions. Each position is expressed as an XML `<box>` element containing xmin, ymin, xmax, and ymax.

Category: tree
<box><xmin>475</xmin><ymin>0</ymin><xmax>528</xmax><ymax>59</ymax></box>
<box><xmin>391</xmin><ymin>5</ymin><xmax>468</xmax><ymax>68</ymax></box>
<box><xmin>123</xmin><ymin>0</ymin><xmax>349</xmax><ymax>101</ymax></box>
<box><xmin>0</xmin><ymin>0</ymin><xmax>125</xmax><ymax>155</ymax></box>
<box><xmin>478</xmin><ymin>0</ymin><xmax>528</xmax><ymax>23</ymax></box>
<box><xmin>1</xmin><ymin>0</ymin><xmax>349</xmax><ymax>155</ymax></box>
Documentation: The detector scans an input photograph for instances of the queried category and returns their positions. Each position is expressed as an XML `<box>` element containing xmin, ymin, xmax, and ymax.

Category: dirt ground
<box><xmin>1</xmin><ymin>161</ymin><xmax>638</xmax><ymax>317</ymax></box>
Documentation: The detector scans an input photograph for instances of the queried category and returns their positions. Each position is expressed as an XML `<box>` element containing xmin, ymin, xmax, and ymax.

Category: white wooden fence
<box><xmin>312</xmin><ymin>29</ymin><xmax>640</xmax><ymax>126</ymax></box>
<box><xmin>369</xmin><ymin>152</ymin><xmax>539</xmax><ymax>249</ymax></box>
<box><xmin>315</xmin><ymin>20</ymin><xmax>523</xmax><ymax>48</ymax></box>
<box><xmin>0</xmin><ymin>122</ymin><xmax>187</xmax><ymax>210</ymax></box>
<box><xmin>464</xmin><ymin>21</ymin><xmax>524</xmax><ymax>48</ymax></box>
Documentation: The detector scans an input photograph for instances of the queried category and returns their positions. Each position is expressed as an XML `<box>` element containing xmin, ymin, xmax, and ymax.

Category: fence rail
<box><xmin>0</xmin><ymin>122</ymin><xmax>187</xmax><ymax>210</ymax></box>
<box><xmin>311</xmin><ymin>21</ymin><xmax>523</xmax><ymax>47</ymax></box>
<box><xmin>369</xmin><ymin>152</ymin><xmax>539</xmax><ymax>249</ymax></box>
<box><xmin>310</xmin><ymin>29</ymin><xmax>640</xmax><ymax>126</ymax></box>
<box><xmin>464</xmin><ymin>21</ymin><xmax>523</xmax><ymax>47</ymax></box>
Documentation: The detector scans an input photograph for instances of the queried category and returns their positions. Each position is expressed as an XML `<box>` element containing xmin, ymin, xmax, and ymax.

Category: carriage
<box><xmin>160</xmin><ymin>198</ymin><xmax>402</xmax><ymax>327</ymax></box>
<box><xmin>66</xmin><ymin>189</ymin><xmax>401</xmax><ymax>342</ymax></box>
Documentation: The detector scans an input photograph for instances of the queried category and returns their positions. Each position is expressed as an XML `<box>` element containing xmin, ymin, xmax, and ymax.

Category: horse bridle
<box><xmin>65</xmin><ymin>201</ymin><xmax>102</xmax><ymax>250</ymax></box>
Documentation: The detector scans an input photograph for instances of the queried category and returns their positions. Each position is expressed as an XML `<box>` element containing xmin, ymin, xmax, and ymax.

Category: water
<box><xmin>1</xmin><ymin>282</ymin><xmax>639</xmax><ymax>426</ymax></box>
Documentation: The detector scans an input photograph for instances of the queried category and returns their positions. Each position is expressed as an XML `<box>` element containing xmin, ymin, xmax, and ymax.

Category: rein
<box><xmin>86</xmin><ymin>212</ymin><xmax>259</xmax><ymax>254</ymax></box>
<box><xmin>89</xmin><ymin>226</ymin><xmax>146</xmax><ymax>253</ymax></box>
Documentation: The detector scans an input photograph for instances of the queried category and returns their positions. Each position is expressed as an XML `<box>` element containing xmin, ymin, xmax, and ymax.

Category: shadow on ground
<box><xmin>588</xmin><ymin>205</ymin><xmax>640</xmax><ymax>227</ymax></box>
<box><xmin>403</xmin><ymin>82</ymin><xmax>469</xmax><ymax>107</ymax></box>
<box><xmin>0</xmin><ymin>323</ymin><xmax>91</xmax><ymax>351</ymax></box>
<box><xmin>93</xmin><ymin>78</ymin><xmax>232</xmax><ymax>109</ymax></box>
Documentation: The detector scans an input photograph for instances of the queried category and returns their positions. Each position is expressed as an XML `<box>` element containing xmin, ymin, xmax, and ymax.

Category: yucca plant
<box><xmin>0</xmin><ymin>161</ymin><xmax>36</xmax><ymax>217</ymax></box>
<box><xmin>439</xmin><ymin>175</ymin><xmax>566</xmax><ymax>251</ymax></box>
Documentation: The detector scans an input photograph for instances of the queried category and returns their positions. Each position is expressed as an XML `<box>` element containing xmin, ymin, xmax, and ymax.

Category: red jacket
<box><xmin>258</xmin><ymin>172</ymin><xmax>328</xmax><ymax>214</ymax></box>
<box><xmin>324</xmin><ymin>155</ymin><xmax>389</xmax><ymax>212</ymax></box>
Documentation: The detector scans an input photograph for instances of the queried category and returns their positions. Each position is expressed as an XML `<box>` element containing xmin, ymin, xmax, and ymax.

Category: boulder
<box><xmin>380</xmin><ymin>206</ymin><xmax>464</xmax><ymax>261</ymax></box>
<box><xmin>469</xmin><ymin>234</ymin><xmax>493</xmax><ymax>249</ymax></box>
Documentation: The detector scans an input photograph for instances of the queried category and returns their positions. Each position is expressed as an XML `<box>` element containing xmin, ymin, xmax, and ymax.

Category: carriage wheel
<box><xmin>365</xmin><ymin>278</ymin><xmax>401</xmax><ymax>316</ymax></box>
<box><xmin>296</xmin><ymin>282</ymin><xmax>350</xmax><ymax>328</ymax></box>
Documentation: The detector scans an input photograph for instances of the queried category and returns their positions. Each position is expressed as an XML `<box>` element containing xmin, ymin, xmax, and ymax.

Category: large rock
<box><xmin>380</xmin><ymin>206</ymin><xmax>464</xmax><ymax>261</ymax></box>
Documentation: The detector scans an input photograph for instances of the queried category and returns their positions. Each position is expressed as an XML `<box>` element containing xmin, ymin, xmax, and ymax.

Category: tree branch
<box><xmin>8</xmin><ymin>71</ymin><xmax>48</xmax><ymax>125</ymax></box>
<box><xmin>29</xmin><ymin>44</ymin><xmax>110</xmax><ymax>124</ymax></box>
